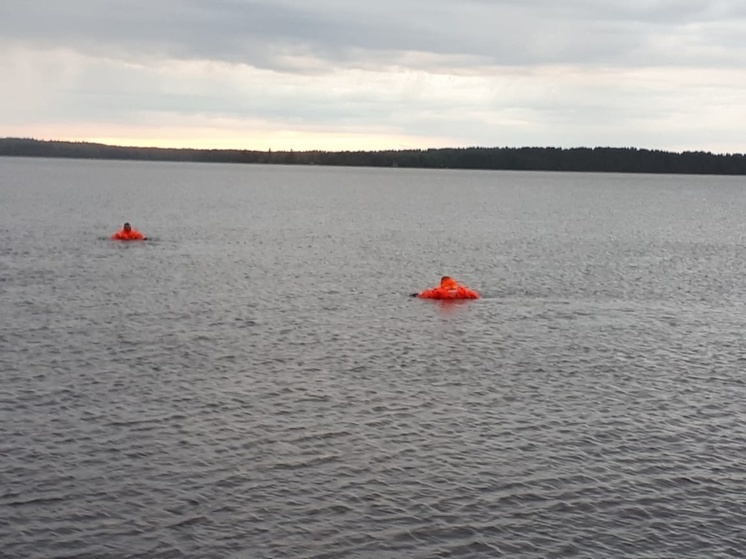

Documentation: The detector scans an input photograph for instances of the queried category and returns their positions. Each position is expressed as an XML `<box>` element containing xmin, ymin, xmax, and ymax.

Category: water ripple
<box><xmin>3</xmin><ymin>161</ymin><xmax>746</xmax><ymax>557</ymax></box>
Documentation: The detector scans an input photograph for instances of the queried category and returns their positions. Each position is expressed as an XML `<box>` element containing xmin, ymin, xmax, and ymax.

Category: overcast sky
<box><xmin>1</xmin><ymin>0</ymin><xmax>744</xmax><ymax>152</ymax></box>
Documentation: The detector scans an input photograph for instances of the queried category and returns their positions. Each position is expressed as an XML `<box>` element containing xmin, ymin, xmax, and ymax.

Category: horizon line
<box><xmin>2</xmin><ymin>137</ymin><xmax>744</xmax><ymax>157</ymax></box>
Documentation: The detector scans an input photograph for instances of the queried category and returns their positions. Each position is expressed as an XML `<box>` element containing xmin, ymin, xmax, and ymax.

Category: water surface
<box><xmin>1</xmin><ymin>157</ymin><xmax>746</xmax><ymax>558</ymax></box>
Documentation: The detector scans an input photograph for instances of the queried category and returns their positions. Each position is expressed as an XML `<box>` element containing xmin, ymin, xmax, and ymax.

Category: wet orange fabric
<box><xmin>111</xmin><ymin>228</ymin><xmax>145</xmax><ymax>241</ymax></box>
<box><xmin>416</xmin><ymin>277</ymin><xmax>480</xmax><ymax>300</ymax></box>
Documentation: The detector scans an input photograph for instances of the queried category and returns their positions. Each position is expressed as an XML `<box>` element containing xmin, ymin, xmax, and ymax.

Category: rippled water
<box><xmin>2</xmin><ymin>157</ymin><xmax>746</xmax><ymax>558</ymax></box>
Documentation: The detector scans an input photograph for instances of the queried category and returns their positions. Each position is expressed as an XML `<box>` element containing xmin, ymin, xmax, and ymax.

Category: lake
<box><xmin>1</xmin><ymin>156</ymin><xmax>746</xmax><ymax>558</ymax></box>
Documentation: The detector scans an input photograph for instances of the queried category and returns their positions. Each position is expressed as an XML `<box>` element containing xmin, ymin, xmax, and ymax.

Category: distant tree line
<box><xmin>2</xmin><ymin>137</ymin><xmax>745</xmax><ymax>175</ymax></box>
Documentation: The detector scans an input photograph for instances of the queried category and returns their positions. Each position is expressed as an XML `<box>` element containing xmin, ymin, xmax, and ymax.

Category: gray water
<box><xmin>1</xmin><ymin>157</ymin><xmax>746</xmax><ymax>558</ymax></box>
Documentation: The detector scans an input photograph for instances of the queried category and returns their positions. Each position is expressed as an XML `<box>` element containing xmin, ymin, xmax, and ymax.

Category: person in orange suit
<box><xmin>111</xmin><ymin>222</ymin><xmax>147</xmax><ymax>241</ymax></box>
<box><xmin>412</xmin><ymin>276</ymin><xmax>480</xmax><ymax>299</ymax></box>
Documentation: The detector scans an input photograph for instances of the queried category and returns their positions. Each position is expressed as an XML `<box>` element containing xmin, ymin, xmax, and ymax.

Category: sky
<box><xmin>1</xmin><ymin>0</ymin><xmax>745</xmax><ymax>153</ymax></box>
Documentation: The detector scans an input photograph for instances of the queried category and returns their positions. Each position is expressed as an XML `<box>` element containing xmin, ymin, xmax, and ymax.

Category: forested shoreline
<box><xmin>2</xmin><ymin>137</ymin><xmax>745</xmax><ymax>175</ymax></box>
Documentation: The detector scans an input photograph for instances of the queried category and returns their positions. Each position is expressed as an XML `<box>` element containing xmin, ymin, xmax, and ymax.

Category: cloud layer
<box><xmin>1</xmin><ymin>1</ymin><xmax>744</xmax><ymax>152</ymax></box>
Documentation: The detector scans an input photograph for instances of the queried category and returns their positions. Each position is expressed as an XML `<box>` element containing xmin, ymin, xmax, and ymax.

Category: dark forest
<box><xmin>2</xmin><ymin>137</ymin><xmax>745</xmax><ymax>175</ymax></box>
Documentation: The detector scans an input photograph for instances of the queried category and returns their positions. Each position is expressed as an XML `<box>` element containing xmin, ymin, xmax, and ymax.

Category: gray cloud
<box><xmin>2</xmin><ymin>0</ymin><xmax>744</xmax><ymax>152</ymax></box>
<box><xmin>2</xmin><ymin>0</ymin><xmax>744</xmax><ymax>71</ymax></box>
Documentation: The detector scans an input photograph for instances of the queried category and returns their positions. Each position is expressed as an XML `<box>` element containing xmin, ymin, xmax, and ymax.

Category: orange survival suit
<box><xmin>415</xmin><ymin>276</ymin><xmax>480</xmax><ymax>300</ymax></box>
<box><xmin>111</xmin><ymin>224</ymin><xmax>145</xmax><ymax>241</ymax></box>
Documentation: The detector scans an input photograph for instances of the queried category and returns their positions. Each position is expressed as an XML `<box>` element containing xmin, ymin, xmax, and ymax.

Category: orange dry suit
<box><xmin>415</xmin><ymin>277</ymin><xmax>480</xmax><ymax>300</ymax></box>
<box><xmin>111</xmin><ymin>228</ymin><xmax>145</xmax><ymax>241</ymax></box>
